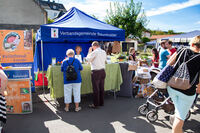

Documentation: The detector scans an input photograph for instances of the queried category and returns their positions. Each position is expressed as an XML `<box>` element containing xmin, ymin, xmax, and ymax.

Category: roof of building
<box><xmin>150</xmin><ymin>34</ymin><xmax>175</xmax><ymax>40</ymax></box>
<box><xmin>35</xmin><ymin>0</ymin><xmax>66</xmax><ymax>12</ymax></box>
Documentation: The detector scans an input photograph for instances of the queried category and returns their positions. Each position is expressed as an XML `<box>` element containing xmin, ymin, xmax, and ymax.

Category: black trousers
<box><xmin>91</xmin><ymin>69</ymin><xmax>106</xmax><ymax>106</ymax></box>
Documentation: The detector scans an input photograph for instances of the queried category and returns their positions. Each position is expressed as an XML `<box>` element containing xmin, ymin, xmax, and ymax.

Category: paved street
<box><xmin>4</xmin><ymin>92</ymin><xmax>200</xmax><ymax>133</ymax></box>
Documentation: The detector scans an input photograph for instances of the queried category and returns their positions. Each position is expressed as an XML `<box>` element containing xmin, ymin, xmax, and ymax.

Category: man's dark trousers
<box><xmin>91</xmin><ymin>69</ymin><xmax>106</xmax><ymax>107</ymax></box>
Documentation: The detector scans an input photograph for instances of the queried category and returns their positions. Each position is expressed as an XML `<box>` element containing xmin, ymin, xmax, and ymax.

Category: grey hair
<box><xmin>66</xmin><ymin>49</ymin><xmax>75</xmax><ymax>56</ymax></box>
<box><xmin>92</xmin><ymin>41</ymin><xmax>100</xmax><ymax>47</ymax></box>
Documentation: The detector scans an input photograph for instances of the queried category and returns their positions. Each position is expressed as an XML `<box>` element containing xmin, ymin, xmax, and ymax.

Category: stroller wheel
<box><xmin>146</xmin><ymin>110</ymin><xmax>158</xmax><ymax>122</ymax></box>
<box><xmin>185</xmin><ymin>111</ymin><xmax>191</xmax><ymax>121</ymax></box>
<box><xmin>138</xmin><ymin>104</ymin><xmax>149</xmax><ymax>116</ymax></box>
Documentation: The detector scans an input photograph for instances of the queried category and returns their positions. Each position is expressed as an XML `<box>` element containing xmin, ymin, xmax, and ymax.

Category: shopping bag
<box><xmin>153</xmin><ymin>48</ymin><xmax>186</xmax><ymax>89</ymax></box>
<box><xmin>152</xmin><ymin>65</ymin><xmax>174</xmax><ymax>89</ymax></box>
<box><xmin>168</xmin><ymin>54</ymin><xmax>200</xmax><ymax>90</ymax></box>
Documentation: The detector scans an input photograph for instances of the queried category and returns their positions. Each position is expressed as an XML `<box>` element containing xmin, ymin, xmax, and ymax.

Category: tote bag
<box><xmin>168</xmin><ymin>53</ymin><xmax>200</xmax><ymax>90</ymax></box>
<box><xmin>152</xmin><ymin>48</ymin><xmax>186</xmax><ymax>89</ymax></box>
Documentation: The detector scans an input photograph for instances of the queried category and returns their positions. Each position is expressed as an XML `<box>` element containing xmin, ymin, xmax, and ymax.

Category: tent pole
<box><xmin>40</xmin><ymin>40</ymin><xmax>59</xmax><ymax>110</ymax></box>
<box><xmin>41</xmin><ymin>40</ymin><xmax>45</xmax><ymax>95</ymax></box>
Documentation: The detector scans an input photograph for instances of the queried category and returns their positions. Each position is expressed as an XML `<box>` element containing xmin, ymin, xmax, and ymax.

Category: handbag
<box><xmin>168</xmin><ymin>53</ymin><xmax>200</xmax><ymax>90</ymax></box>
<box><xmin>152</xmin><ymin>48</ymin><xmax>186</xmax><ymax>89</ymax></box>
<box><xmin>152</xmin><ymin>65</ymin><xmax>174</xmax><ymax>89</ymax></box>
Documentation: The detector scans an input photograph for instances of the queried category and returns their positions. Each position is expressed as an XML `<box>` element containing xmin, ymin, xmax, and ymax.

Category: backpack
<box><xmin>168</xmin><ymin>50</ymin><xmax>200</xmax><ymax>90</ymax></box>
<box><xmin>66</xmin><ymin>59</ymin><xmax>77</xmax><ymax>81</ymax></box>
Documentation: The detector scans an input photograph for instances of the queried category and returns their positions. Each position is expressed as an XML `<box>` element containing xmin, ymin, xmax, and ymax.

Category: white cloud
<box><xmin>61</xmin><ymin>0</ymin><xmax>116</xmax><ymax>20</ymax></box>
<box><xmin>146</xmin><ymin>0</ymin><xmax>200</xmax><ymax>16</ymax></box>
<box><xmin>196</xmin><ymin>21</ymin><xmax>200</xmax><ymax>24</ymax></box>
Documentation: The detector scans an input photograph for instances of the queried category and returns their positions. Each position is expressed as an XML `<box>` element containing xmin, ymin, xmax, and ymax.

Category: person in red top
<box><xmin>152</xmin><ymin>48</ymin><xmax>159</xmax><ymax>68</ymax></box>
<box><xmin>166</xmin><ymin>40</ymin><xmax>176</xmax><ymax>56</ymax></box>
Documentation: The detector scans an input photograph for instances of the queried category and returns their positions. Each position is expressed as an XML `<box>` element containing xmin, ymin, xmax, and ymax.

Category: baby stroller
<box><xmin>138</xmin><ymin>68</ymin><xmax>191</xmax><ymax>122</ymax></box>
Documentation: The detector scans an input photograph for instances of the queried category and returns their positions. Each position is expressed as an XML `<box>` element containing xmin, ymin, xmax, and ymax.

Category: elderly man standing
<box><xmin>86</xmin><ymin>41</ymin><xmax>107</xmax><ymax>108</ymax></box>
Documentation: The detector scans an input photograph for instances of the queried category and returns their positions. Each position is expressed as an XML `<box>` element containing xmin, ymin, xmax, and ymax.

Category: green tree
<box><xmin>168</xmin><ymin>30</ymin><xmax>175</xmax><ymax>34</ymax></box>
<box><xmin>105</xmin><ymin>0</ymin><xmax>148</xmax><ymax>39</ymax></box>
<box><xmin>48</xmin><ymin>18</ymin><xmax>54</xmax><ymax>24</ymax></box>
<box><xmin>150</xmin><ymin>30</ymin><xmax>165</xmax><ymax>35</ymax></box>
<box><xmin>141</xmin><ymin>37</ymin><xmax>150</xmax><ymax>43</ymax></box>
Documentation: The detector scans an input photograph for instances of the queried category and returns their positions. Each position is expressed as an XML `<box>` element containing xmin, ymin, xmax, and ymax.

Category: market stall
<box><xmin>33</xmin><ymin>7</ymin><xmax>125</xmax><ymax>100</ymax></box>
<box><xmin>34</xmin><ymin>7</ymin><xmax>125</xmax><ymax>72</ymax></box>
<box><xmin>159</xmin><ymin>30</ymin><xmax>200</xmax><ymax>48</ymax></box>
<box><xmin>164</xmin><ymin>30</ymin><xmax>200</xmax><ymax>43</ymax></box>
<box><xmin>46</xmin><ymin>63</ymin><xmax>122</xmax><ymax>99</ymax></box>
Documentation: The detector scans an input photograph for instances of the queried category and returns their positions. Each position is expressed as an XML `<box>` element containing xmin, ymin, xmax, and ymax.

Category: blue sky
<box><xmin>58</xmin><ymin>0</ymin><xmax>200</xmax><ymax>32</ymax></box>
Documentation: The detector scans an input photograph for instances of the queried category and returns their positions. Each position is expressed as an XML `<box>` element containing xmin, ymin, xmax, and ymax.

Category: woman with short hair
<box><xmin>61</xmin><ymin>49</ymin><xmax>83</xmax><ymax>112</ymax></box>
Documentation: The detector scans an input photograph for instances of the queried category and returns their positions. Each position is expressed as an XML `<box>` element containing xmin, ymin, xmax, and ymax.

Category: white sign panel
<box><xmin>51</xmin><ymin>28</ymin><xmax>59</xmax><ymax>38</ymax></box>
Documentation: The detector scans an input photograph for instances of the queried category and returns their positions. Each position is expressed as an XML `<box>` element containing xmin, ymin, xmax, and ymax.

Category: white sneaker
<box><xmin>75</xmin><ymin>107</ymin><xmax>81</xmax><ymax>112</ymax></box>
<box><xmin>64</xmin><ymin>107</ymin><xmax>69</xmax><ymax>112</ymax></box>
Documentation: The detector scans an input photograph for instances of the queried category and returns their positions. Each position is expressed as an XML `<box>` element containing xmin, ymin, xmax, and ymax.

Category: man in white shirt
<box><xmin>86</xmin><ymin>41</ymin><xmax>107</xmax><ymax>108</ymax></box>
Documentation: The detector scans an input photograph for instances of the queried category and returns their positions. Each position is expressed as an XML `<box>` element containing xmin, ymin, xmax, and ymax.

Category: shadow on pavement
<box><xmin>183</xmin><ymin>119</ymin><xmax>200</xmax><ymax>133</ymax></box>
<box><xmin>55</xmin><ymin>93</ymin><xmax>156</xmax><ymax>133</ymax></box>
<box><xmin>4</xmin><ymin>90</ymin><xmax>60</xmax><ymax>133</ymax></box>
<box><xmin>5</xmin><ymin>87</ymin><xmax>200</xmax><ymax>133</ymax></box>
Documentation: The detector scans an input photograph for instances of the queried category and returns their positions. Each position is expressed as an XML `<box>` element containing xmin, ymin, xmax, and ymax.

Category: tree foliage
<box><xmin>167</xmin><ymin>30</ymin><xmax>175</xmax><ymax>34</ymax></box>
<box><xmin>150</xmin><ymin>29</ymin><xmax>183</xmax><ymax>35</ymax></box>
<box><xmin>105</xmin><ymin>0</ymin><xmax>148</xmax><ymax>39</ymax></box>
<box><xmin>48</xmin><ymin>18</ymin><xmax>54</xmax><ymax>24</ymax></box>
<box><xmin>141</xmin><ymin>37</ymin><xmax>150</xmax><ymax>43</ymax></box>
<box><xmin>150</xmin><ymin>30</ymin><xmax>166</xmax><ymax>35</ymax></box>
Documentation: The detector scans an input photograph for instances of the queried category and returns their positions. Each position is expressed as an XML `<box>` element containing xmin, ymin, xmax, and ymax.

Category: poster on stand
<box><xmin>0</xmin><ymin>30</ymin><xmax>33</xmax><ymax>63</ymax></box>
<box><xmin>0</xmin><ymin>29</ymin><xmax>35</xmax><ymax>91</ymax></box>
<box><xmin>6</xmin><ymin>80</ymin><xmax>32</xmax><ymax>114</ymax></box>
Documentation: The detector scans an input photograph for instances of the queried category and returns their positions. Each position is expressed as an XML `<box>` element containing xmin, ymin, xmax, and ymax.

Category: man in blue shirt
<box><xmin>61</xmin><ymin>49</ymin><xmax>83</xmax><ymax>112</ymax></box>
<box><xmin>159</xmin><ymin>41</ymin><xmax>170</xmax><ymax>69</ymax></box>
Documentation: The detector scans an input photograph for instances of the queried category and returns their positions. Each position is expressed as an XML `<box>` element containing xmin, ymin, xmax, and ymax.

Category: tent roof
<box><xmin>49</xmin><ymin>7</ymin><xmax>121</xmax><ymax>30</ymax></box>
<box><xmin>146</xmin><ymin>40</ymin><xmax>157</xmax><ymax>45</ymax></box>
<box><xmin>39</xmin><ymin>7</ymin><xmax>125</xmax><ymax>42</ymax></box>
<box><xmin>163</xmin><ymin>30</ymin><xmax>200</xmax><ymax>40</ymax></box>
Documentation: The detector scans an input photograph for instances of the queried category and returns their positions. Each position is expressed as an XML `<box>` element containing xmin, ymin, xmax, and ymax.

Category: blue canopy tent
<box><xmin>34</xmin><ymin>7</ymin><xmax>125</xmax><ymax>72</ymax></box>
